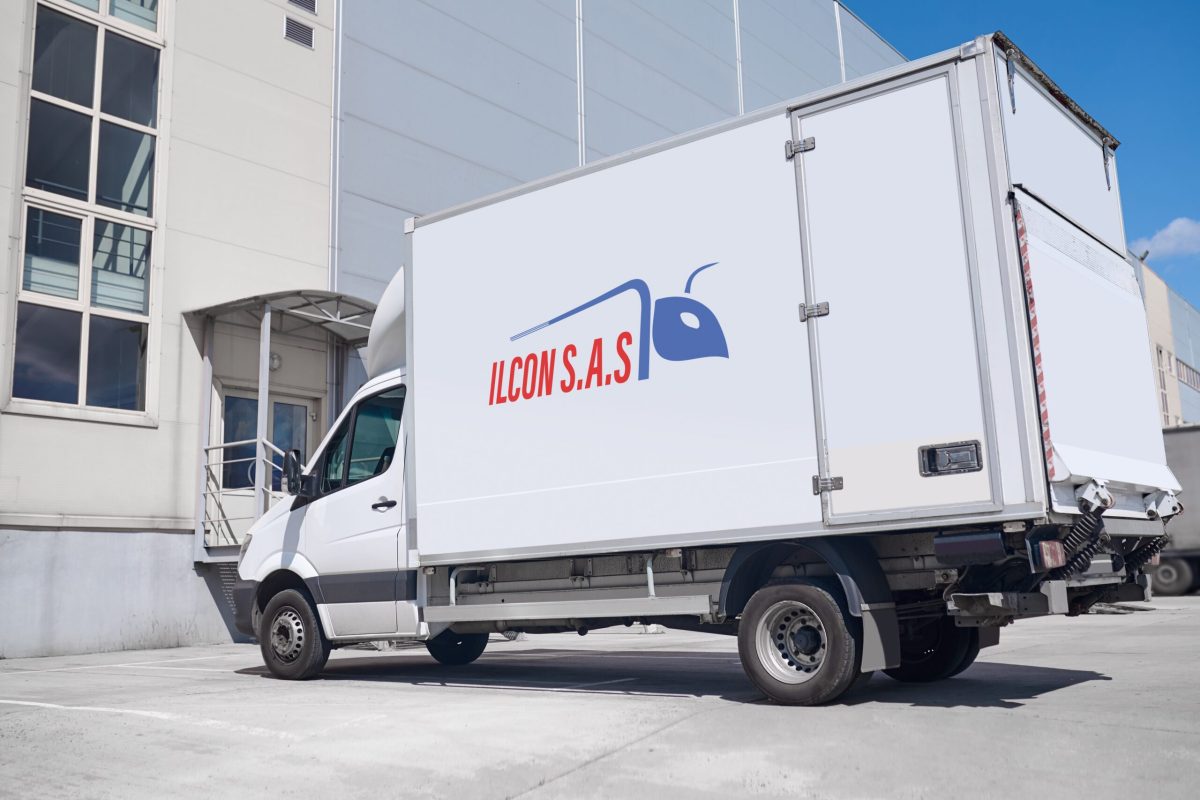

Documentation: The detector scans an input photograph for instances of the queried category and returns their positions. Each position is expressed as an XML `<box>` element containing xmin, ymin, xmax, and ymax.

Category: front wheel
<box><xmin>737</xmin><ymin>580</ymin><xmax>862</xmax><ymax>706</ymax></box>
<box><xmin>425</xmin><ymin>629</ymin><xmax>489</xmax><ymax>666</ymax></box>
<box><xmin>259</xmin><ymin>588</ymin><xmax>331</xmax><ymax>680</ymax></box>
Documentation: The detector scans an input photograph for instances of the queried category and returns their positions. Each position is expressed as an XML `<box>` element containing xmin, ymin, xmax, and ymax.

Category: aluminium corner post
<box><xmin>193</xmin><ymin>315</ymin><xmax>215</xmax><ymax>562</ymax></box>
<box><xmin>255</xmin><ymin>303</ymin><xmax>273</xmax><ymax>517</ymax></box>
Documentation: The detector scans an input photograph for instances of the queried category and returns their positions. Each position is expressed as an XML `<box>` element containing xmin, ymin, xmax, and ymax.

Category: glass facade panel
<box><xmin>102</xmin><ymin>32</ymin><xmax>158</xmax><ymax>127</ymax></box>
<box><xmin>111</xmin><ymin>0</ymin><xmax>158</xmax><ymax>31</ymax></box>
<box><xmin>92</xmin><ymin>221</ymin><xmax>150</xmax><ymax>313</ymax></box>
<box><xmin>86</xmin><ymin>316</ymin><xmax>147</xmax><ymax>410</ymax></box>
<box><xmin>33</xmin><ymin>6</ymin><xmax>97</xmax><ymax>107</ymax></box>
<box><xmin>23</xmin><ymin>209</ymin><xmax>82</xmax><ymax>300</ymax></box>
<box><xmin>66</xmin><ymin>0</ymin><xmax>101</xmax><ymax>10</ymax></box>
<box><xmin>97</xmin><ymin>122</ymin><xmax>155</xmax><ymax>215</ymax></box>
<box><xmin>26</xmin><ymin>99</ymin><xmax>91</xmax><ymax>201</ymax></box>
<box><xmin>13</xmin><ymin>303</ymin><xmax>82</xmax><ymax>404</ymax></box>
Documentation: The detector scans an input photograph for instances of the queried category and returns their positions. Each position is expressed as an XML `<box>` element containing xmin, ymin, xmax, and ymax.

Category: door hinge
<box><xmin>798</xmin><ymin>301</ymin><xmax>829</xmax><ymax>322</ymax></box>
<box><xmin>784</xmin><ymin>137</ymin><xmax>816</xmax><ymax>160</ymax></box>
<box><xmin>812</xmin><ymin>475</ymin><xmax>844</xmax><ymax>495</ymax></box>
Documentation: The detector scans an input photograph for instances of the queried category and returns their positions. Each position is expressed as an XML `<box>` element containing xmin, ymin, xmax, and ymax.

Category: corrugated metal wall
<box><xmin>332</xmin><ymin>0</ymin><xmax>903</xmax><ymax>303</ymax></box>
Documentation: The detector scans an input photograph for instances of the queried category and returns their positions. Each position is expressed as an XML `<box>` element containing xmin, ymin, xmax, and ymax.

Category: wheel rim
<box><xmin>754</xmin><ymin>600</ymin><xmax>827</xmax><ymax>684</ymax></box>
<box><xmin>270</xmin><ymin>607</ymin><xmax>306</xmax><ymax>663</ymax></box>
<box><xmin>1157</xmin><ymin>563</ymin><xmax>1180</xmax><ymax>585</ymax></box>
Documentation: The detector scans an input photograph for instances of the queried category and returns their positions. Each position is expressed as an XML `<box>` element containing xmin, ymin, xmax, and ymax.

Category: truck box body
<box><xmin>404</xmin><ymin>36</ymin><xmax>1175</xmax><ymax>565</ymax></box>
<box><xmin>238</xmin><ymin>34</ymin><xmax>1180</xmax><ymax>701</ymax></box>
<box><xmin>1162</xmin><ymin>426</ymin><xmax>1200</xmax><ymax>555</ymax></box>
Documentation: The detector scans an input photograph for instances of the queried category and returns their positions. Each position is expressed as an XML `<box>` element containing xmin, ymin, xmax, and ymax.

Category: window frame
<box><xmin>4</xmin><ymin>0</ymin><xmax>166</xmax><ymax>426</ymax></box>
<box><xmin>312</xmin><ymin>384</ymin><xmax>406</xmax><ymax>500</ymax></box>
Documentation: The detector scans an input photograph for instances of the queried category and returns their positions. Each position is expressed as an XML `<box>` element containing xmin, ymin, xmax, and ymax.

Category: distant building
<box><xmin>1139</xmin><ymin>259</ymin><xmax>1200</xmax><ymax>427</ymax></box>
<box><xmin>0</xmin><ymin>0</ymin><xmax>903</xmax><ymax>657</ymax></box>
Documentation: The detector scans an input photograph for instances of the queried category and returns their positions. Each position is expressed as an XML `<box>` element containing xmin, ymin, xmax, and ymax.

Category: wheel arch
<box><xmin>719</xmin><ymin>536</ymin><xmax>900</xmax><ymax>671</ymax></box>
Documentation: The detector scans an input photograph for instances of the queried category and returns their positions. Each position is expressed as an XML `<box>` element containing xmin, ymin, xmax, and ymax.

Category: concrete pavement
<box><xmin>1</xmin><ymin>598</ymin><xmax>1199</xmax><ymax>799</ymax></box>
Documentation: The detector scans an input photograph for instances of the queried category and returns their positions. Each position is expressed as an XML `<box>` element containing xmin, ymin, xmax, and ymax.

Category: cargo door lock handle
<box><xmin>371</xmin><ymin>498</ymin><xmax>398</xmax><ymax>511</ymax></box>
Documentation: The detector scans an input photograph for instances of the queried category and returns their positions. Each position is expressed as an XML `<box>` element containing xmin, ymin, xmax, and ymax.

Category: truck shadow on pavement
<box><xmin>236</xmin><ymin>648</ymin><xmax>1109</xmax><ymax>709</ymax></box>
<box><xmin>848</xmin><ymin>662</ymin><xmax>1112</xmax><ymax>709</ymax></box>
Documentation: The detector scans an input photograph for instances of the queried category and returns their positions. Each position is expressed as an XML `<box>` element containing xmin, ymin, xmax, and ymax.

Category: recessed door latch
<box><xmin>799</xmin><ymin>301</ymin><xmax>829</xmax><ymax>322</ymax></box>
<box><xmin>785</xmin><ymin>137</ymin><xmax>816</xmax><ymax>159</ymax></box>
<box><xmin>812</xmin><ymin>475</ymin><xmax>844</xmax><ymax>495</ymax></box>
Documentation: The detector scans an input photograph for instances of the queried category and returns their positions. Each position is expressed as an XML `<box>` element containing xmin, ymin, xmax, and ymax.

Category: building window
<box><xmin>1157</xmin><ymin>346</ymin><xmax>1171</xmax><ymax>426</ymax></box>
<box><xmin>1178</xmin><ymin>358</ymin><xmax>1200</xmax><ymax>394</ymax></box>
<box><xmin>13</xmin><ymin>2</ymin><xmax>159</xmax><ymax>414</ymax></box>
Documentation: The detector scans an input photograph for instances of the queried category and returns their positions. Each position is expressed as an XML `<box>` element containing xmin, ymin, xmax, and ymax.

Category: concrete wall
<box><xmin>332</xmin><ymin>0</ymin><xmax>904</xmax><ymax>304</ymax></box>
<box><xmin>0</xmin><ymin>529</ymin><xmax>235</xmax><ymax>659</ymax></box>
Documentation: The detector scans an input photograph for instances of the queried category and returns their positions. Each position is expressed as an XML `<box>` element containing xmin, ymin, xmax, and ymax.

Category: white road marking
<box><xmin>0</xmin><ymin>654</ymin><xmax>236</xmax><ymax>676</ymax></box>
<box><xmin>0</xmin><ymin>698</ymin><xmax>300</xmax><ymax>740</ymax></box>
<box><xmin>561</xmin><ymin>677</ymin><xmax>639</xmax><ymax>691</ymax></box>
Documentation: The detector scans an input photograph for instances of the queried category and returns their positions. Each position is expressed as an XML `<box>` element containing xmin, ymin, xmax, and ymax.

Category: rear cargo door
<box><xmin>998</xmin><ymin>50</ymin><xmax>1178</xmax><ymax>504</ymax></box>
<box><xmin>790</xmin><ymin>70</ymin><xmax>998</xmax><ymax>524</ymax></box>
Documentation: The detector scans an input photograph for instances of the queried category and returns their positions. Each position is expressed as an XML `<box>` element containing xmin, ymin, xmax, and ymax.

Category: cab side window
<box><xmin>319</xmin><ymin>385</ymin><xmax>405</xmax><ymax>496</ymax></box>
<box><xmin>320</xmin><ymin>417</ymin><xmax>351</xmax><ymax>495</ymax></box>
<box><xmin>346</xmin><ymin>386</ymin><xmax>405</xmax><ymax>486</ymax></box>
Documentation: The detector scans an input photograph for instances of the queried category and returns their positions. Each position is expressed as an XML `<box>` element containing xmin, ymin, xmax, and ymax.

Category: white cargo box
<box><xmin>392</xmin><ymin>33</ymin><xmax>1177</xmax><ymax>565</ymax></box>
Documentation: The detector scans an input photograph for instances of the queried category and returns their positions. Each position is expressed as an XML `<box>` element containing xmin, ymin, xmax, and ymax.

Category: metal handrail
<box><xmin>200</xmin><ymin>436</ymin><xmax>290</xmax><ymax>547</ymax></box>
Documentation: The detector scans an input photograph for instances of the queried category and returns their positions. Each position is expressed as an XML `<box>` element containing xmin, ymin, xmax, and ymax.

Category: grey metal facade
<box><xmin>331</xmin><ymin>0</ymin><xmax>903</xmax><ymax>303</ymax></box>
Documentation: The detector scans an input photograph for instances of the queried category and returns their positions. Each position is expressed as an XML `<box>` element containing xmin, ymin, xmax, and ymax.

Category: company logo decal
<box><xmin>487</xmin><ymin>262</ymin><xmax>728</xmax><ymax>406</ymax></box>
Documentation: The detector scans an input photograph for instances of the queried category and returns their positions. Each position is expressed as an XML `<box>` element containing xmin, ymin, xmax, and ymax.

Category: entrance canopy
<box><xmin>186</xmin><ymin>289</ymin><xmax>376</xmax><ymax>346</ymax></box>
<box><xmin>186</xmin><ymin>290</ymin><xmax>376</xmax><ymax>562</ymax></box>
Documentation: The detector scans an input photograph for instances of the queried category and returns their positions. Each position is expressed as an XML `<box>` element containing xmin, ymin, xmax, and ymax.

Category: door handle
<box><xmin>371</xmin><ymin>498</ymin><xmax>398</xmax><ymax>511</ymax></box>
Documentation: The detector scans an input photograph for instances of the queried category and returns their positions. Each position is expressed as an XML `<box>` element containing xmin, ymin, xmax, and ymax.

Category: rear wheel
<box><xmin>425</xmin><ymin>629</ymin><xmax>489</xmax><ymax>666</ymax></box>
<box><xmin>884</xmin><ymin>616</ymin><xmax>973</xmax><ymax>683</ymax></box>
<box><xmin>1151</xmin><ymin>558</ymin><xmax>1195</xmax><ymax>596</ymax></box>
<box><xmin>737</xmin><ymin>581</ymin><xmax>861</xmax><ymax>705</ymax></box>
<box><xmin>259</xmin><ymin>589</ymin><xmax>331</xmax><ymax>680</ymax></box>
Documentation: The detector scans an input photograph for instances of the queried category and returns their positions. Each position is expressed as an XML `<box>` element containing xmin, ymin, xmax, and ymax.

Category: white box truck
<box><xmin>1148</xmin><ymin>425</ymin><xmax>1200</xmax><ymax>594</ymax></box>
<box><xmin>235</xmin><ymin>33</ymin><xmax>1181</xmax><ymax>705</ymax></box>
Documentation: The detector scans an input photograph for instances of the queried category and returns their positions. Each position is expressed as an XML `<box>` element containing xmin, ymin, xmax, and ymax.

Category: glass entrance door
<box><xmin>221</xmin><ymin>391</ymin><xmax>317</xmax><ymax>491</ymax></box>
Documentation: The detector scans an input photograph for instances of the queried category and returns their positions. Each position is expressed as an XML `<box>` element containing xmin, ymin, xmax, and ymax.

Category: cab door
<box><xmin>303</xmin><ymin>384</ymin><xmax>409</xmax><ymax>636</ymax></box>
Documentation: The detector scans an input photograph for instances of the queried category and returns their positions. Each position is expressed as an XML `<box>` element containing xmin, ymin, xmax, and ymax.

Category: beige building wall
<box><xmin>1141</xmin><ymin>263</ymin><xmax>1182</xmax><ymax>428</ymax></box>
<box><xmin>0</xmin><ymin>0</ymin><xmax>336</xmax><ymax>529</ymax></box>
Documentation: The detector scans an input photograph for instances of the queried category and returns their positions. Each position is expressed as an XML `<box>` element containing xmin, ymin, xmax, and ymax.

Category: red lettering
<box><xmin>560</xmin><ymin>344</ymin><xmax>577</xmax><ymax>392</ymax></box>
<box><xmin>488</xmin><ymin>360</ymin><xmax>498</xmax><ymax>405</ymax></box>
<box><xmin>507</xmin><ymin>358</ymin><xmax>521</xmax><ymax>403</ymax></box>
<box><xmin>613</xmin><ymin>331</ymin><xmax>633</xmax><ymax>384</ymax></box>
<box><xmin>496</xmin><ymin>360</ymin><xmax>507</xmax><ymax>404</ymax></box>
<box><xmin>521</xmin><ymin>353</ymin><xmax>538</xmax><ymax>399</ymax></box>
<box><xmin>585</xmin><ymin>337</ymin><xmax>604</xmax><ymax>390</ymax></box>
<box><xmin>538</xmin><ymin>349</ymin><xmax>556</xmax><ymax>397</ymax></box>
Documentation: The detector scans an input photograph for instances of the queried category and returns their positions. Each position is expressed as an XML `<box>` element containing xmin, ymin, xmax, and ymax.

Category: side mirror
<box><xmin>283</xmin><ymin>449</ymin><xmax>305</xmax><ymax>496</ymax></box>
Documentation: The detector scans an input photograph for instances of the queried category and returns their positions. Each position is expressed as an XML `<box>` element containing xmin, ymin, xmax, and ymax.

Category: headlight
<box><xmin>238</xmin><ymin>532</ymin><xmax>253</xmax><ymax>561</ymax></box>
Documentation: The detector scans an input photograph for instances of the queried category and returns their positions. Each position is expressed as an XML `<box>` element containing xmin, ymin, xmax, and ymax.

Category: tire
<box><xmin>946</xmin><ymin>628</ymin><xmax>981</xmax><ymax>678</ymax></box>
<box><xmin>425</xmin><ymin>629</ymin><xmax>489</xmax><ymax>666</ymax></box>
<box><xmin>884</xmin><ymin>616</ymin><xmax>973</xmax><ymax>683</ymax></box>
<box><xmin>737</xmin><ymin>580</ymin><xmax>861</xmax><ymax>706</ymax></box>
<box><xmin>1151</xmin><ymin>558</ymin><xmax>1195</xmax><ymax>597</ymax></box>
<box><xmin>259</xmin><ymin>588</ymin><xmax>331</xmax><ymax>680</ymax></box>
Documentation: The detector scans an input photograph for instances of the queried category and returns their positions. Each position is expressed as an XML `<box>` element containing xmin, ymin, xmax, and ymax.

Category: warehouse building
<box><xmin>1140</xmin><ymin>259</ymin><xmax>1200</xmax><ymax>428</ymax></box>
<box><xmin>0</xmin><ymin>0</ymin><xmax>902</xmax><ymax>657</ymax></box>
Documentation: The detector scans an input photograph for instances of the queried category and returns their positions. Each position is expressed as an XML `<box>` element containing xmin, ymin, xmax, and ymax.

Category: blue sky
<box><xmin>848</xmin><ymin>0</ymin><xmax>1200</xmax><ymax>306</ymax></box>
